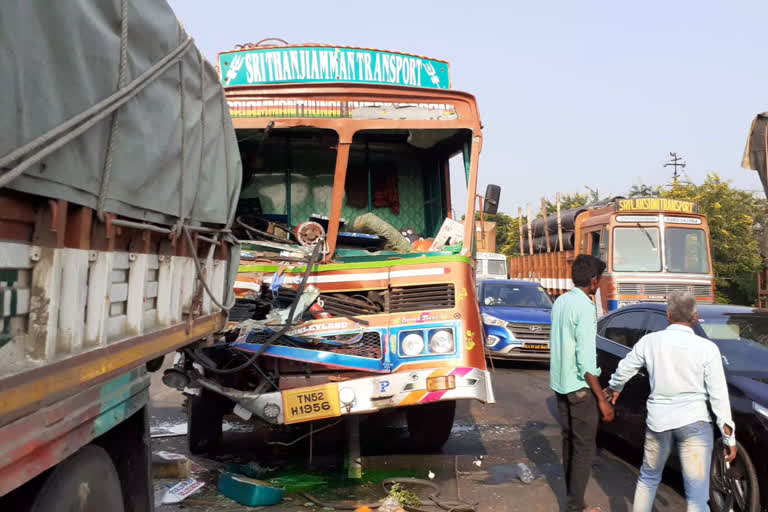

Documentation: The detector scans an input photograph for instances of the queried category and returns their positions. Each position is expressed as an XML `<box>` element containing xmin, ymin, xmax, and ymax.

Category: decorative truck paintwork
<box><xmin>180</xmin><ymin>42</ymin><xmax>493</xmax><ymax>447</ymax></box>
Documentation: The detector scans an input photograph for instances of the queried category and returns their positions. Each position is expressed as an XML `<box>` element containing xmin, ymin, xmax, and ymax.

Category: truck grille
<box><xmin>277</xmin><ymin>283</ymin><xmax>456</xmax><ymax>316</ymax></box>
<box><xmin>507</xmin><ymin>323</ymin><xmax>550</xmax><ymax>341</ymax></box>
<box><xmin>389</xmin><ymin>284</ymin><xmax>455</xmax><ymax>313</ymax></box>
<box><xmin>617</xmin><ymin>283</ymin><xmax>713</xmax><ymax>298</ymax></box>
<box><xmin>243</xmin><ymin>329</ymin><xmax>383</xmax><ymax>359</ymax></box>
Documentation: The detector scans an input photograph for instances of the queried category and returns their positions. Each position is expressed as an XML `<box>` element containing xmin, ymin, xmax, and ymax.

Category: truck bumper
<box><xmin>198</xmin><ymin>366</ymin><xmax>494</xmax><ymax>426</ymax></box>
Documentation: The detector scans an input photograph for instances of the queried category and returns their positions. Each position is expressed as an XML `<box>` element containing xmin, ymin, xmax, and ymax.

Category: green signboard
<box><xmin>219</xmin><ymin>46</ymin><xmax>450</xmax><ymax>89</ymax></box>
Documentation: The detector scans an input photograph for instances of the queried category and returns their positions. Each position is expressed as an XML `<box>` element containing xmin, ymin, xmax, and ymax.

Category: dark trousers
<box><xmin>556</xmin><ymin>389</ymin><xmax>599</xmax><ymax>511</ymax></box>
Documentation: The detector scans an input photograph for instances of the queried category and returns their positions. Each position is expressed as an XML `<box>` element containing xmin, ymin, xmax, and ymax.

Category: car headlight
<box><xmin>401</xmin><ymin>333</ymin><xmax>425</xmax><ymax>356</ymax></box>
<box><xmin>430</xmin><ymin>329</ymin><xmax>454</xmax><ymax>354</ymax></box>
<box><xmin>481</xmin><ymin>313</ymin><xmax>506</xmax><ymax>327</ymax></box>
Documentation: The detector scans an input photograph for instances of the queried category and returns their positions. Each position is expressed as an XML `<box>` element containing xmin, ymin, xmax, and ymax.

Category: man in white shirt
<box><xmin>605</xmin><ymin>292</ymin><xmax>737</xmax><ymax>512</ymax></box>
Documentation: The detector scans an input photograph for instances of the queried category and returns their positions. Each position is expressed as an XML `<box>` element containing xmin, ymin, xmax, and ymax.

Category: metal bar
<box><xmin>527</xmin><ymin>204</ymin><xmax>534</xmax><ymax>256</ymax></box>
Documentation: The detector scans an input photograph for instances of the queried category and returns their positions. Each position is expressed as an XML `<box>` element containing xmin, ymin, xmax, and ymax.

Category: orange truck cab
<box><xmin>510</xmin><ymin>197</ymin><xmax>714</xmax><ymax>313</ymax></box>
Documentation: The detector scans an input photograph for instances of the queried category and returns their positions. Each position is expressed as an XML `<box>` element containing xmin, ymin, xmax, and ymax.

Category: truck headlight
<box><xmin>481</xmin><ymin>313</ymin><xmax>506</xmax><ymax>327</ymax></box>
<box><xmin>430</xmin><ymin>329</ymin><xmax>454</xmax><ymax>354</ymax></box>
<box><xmin>401</xmin><ymin>332</ymin><xmax>425</xmax><ymax>356</ymax></box>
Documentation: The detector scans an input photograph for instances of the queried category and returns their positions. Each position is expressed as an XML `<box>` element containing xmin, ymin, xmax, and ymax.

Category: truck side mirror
<box><xmin>483</xmin><ymin>184</ymin><xmax>501</xmax><ymax>215</ymax></box>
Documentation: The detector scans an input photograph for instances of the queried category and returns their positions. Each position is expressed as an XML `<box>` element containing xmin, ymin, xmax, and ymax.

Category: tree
<box><xmin>475</xmin><ymin>212</ymin><xmax>522</xmax><ymax>256</ymax></box>
<box><xmin>662</xmin><ymin>173</ymin><xmax>767</xmax><ymax>304</ymax></box>
<box><xmin>628</xmin><ymin>183</ymin><xmax>663</xmax><ymax>198</ymax></box>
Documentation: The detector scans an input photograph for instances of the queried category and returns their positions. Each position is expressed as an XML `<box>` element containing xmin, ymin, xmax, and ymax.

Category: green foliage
<box><xmin>628</xmin><ymin>183</ymin><xmax>664</xmax><ymax>198</ymax></box>
<box><xmin>386</xmin><ymin>483</ymin><xmax>422</xmax><ymax>508</ymax></box>
<box><xmin>495</xmin><ymin>173</ymin><xmax>767</xmax><ymax>305</ymax></box>
<box><xmin>662</xmin><ymin>173</ymin><xmax>767</xmax><ymax>304</ymax></box>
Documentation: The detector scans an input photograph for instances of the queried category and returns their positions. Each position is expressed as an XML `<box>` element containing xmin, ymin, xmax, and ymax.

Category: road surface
<box><xmin>150</xmin><ymin>359</ymin><xmax>686</xmax><ymax>511</ymax></box>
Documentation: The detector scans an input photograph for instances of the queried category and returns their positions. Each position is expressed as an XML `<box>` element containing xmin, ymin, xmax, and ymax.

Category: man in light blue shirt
<box><xmin>606</xmin><ymin>292</ymin><xmax>737</xmax><ymax>512</ymax></box>
<box><xmin>551</xmin><ymin>254</ymin><xmax>614</xmax><ymax>512</ymax></box>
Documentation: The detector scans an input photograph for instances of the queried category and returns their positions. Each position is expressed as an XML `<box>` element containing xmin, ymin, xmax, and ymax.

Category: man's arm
<box><xmin>704</xmin><ymin>345</ymin><xmax>737</xmax><ymax>462</ymax></box>
<box><xmin>573</xmin><ymin>306</ymin><xmax>614</xmax><ymax>422</ymax></box>
<box><xmin>607</xmin><ymin>338</ymin><xmax>647</xmax><ymax>402</ymax></box>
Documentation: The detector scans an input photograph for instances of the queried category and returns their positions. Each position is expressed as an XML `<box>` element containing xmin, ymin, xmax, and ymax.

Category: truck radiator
<box><xmin>389</xmin><ymin>284</ymin><xmax>455</xmax><ymax>313</ymax></box>
<box><xmin>277</xmin><ymin>284</ymin><xmax>456</xmax><ymax>316</ymax></box>
<box><xmin>243</xmin><ymin>328</ymin><xmax>383</xmax><ymax>359</ymax></box>
<box><xmin>617</xmin><ymin>283</ymin><xmax>713</xmax><ymax>298</ymax></box>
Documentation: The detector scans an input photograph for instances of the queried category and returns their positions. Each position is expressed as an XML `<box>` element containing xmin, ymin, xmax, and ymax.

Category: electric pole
<box><xmin>664</xmin><ymin>152</ymin><xmax>686</xmax><ymax>185</ymax></box>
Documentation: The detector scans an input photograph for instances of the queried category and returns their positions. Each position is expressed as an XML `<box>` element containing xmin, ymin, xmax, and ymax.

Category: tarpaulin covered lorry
<box><xmin>0</xmin><ymin>1</ymin><xmax>241</xmax><ymax>509</ymax></box>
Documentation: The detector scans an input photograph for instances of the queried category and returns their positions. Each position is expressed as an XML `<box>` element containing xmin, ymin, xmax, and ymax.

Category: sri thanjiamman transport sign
<box><xmin>218</xmin><ymin>46</ymin><xmax>450</xmax><ymax>89</ymax></box>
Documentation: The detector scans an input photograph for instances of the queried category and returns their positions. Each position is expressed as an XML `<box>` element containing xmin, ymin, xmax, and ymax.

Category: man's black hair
<box><xmin>571</xmin><ymin>254</ymin><xmax>606</xmax><ymax>287</ymax></box>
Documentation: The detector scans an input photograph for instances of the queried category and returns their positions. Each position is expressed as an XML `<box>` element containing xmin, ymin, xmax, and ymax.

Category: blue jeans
<box><xmin>633</xmin><ymin>421</ymin><xmax>713</xmax><ymax>512</ymax></box>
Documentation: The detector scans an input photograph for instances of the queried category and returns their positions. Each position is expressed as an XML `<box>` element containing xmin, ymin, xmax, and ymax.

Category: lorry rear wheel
<box><xmin>30</xmin><ymin>445</ymin><xmax>124</xmax><ymax>512</ymax></box>
<box><xmin>407</xmin><ymin>400</ymin><xmax>456</xmax><ymax>451</ymax></box>
<box><xmin>187</xmin><ymin>389</ymin><xmax>230</xmax><ymax>454</ymax></box>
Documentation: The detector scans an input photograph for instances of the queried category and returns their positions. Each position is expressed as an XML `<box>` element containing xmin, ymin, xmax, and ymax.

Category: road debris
<box><xmin>515</xmin><ymin>462</ymin><xmax>535</xmax><ymax>484</ymax></box>
<box><xmin>154</xmin><ymin>478</ymin><xmax>205</xmax><ymax>505</ymax></box>
<box><xmin>218</xmin><ymin>472</ymin><xmax>284</xmax><ymax>506</ymax></box>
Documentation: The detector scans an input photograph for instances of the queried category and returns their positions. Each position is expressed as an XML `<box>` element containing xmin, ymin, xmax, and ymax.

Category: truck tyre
<box><xmin>30</xmin><ymin>444</ymin><xmax>124</xmax><ymax>512</ymax></box>
<box><xmin>406</xmin><ymin>400</ymin><xmax>456</xmax><ymax>451</ymax></box>
<box><xmin>710</xmin><ymin>440</ymin><xmax>760</xmax><ymax>512</ymax></box>
<box><xmin>187</xmin><ymin>388</ymin><xmax>230</xmax><ymax>454</ymax></box>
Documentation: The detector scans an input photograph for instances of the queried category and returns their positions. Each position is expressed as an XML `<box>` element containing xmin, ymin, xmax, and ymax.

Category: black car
<box><xmin>596</xmin><ymin>304</ymin><xmax>768</xmax><ymax>512</ymax></box>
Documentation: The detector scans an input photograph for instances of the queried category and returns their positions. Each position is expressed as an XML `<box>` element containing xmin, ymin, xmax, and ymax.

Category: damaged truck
<box><xmin>164</xmin><ymin>41</ymin><xmax>500</xmax><ymax>452</ymax></box>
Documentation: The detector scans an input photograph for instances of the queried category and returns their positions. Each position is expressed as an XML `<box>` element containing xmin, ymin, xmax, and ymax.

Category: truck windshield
<box><xmin>613</xmin><ymin>227</ymin><xmax>661</xmax><ymax>272</ymax></box>
<box><xmin>486</xmin><ymin>259</ymin><xmax>507</xmax><ymax>276</ymax></box>
<box><xmin>665</xmin><ymin>227</ymin><xmax>709</xmax><ymax>273</ymax></box>
<box><xmin>482</xmin><ymin>284</ymin><xmax>552</xmax><ymax>308</ymax></box>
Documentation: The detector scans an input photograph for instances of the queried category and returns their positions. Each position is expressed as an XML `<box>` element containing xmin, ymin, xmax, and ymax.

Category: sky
<box><xmin>169</xmin><ymin>0</ymin><xmax>768</xmax><ymax>216</ymax></box>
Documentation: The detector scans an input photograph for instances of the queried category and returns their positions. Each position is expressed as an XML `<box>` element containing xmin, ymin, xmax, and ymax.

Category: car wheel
<box><xmin>187</xmin><ymin>388</ymin><xmax>232</xmax><ymax>454</ymax></box>
<box><xmin>30</xmin><ymin>445</ymin><xmax>125</xmax><ymax>512</ymax></box>
<box><xmin>710</xmin><ymin>440</ymin><xmax>760</xmax><ymax>512</ymax></box>
<box><xmin>406</xmin><ymin>400</ymin><xmax>456</xmax><ymax>451</ymax></box>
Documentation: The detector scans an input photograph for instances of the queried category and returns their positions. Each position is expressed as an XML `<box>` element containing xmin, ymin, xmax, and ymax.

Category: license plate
<box><xmin>282</xmin><ymin>383</ymin><xmax>341</xmax><ymax>424</ymax></box>
<box><xmin>524</xmin><ymin>343</ymin><xmax>549</xmax><ymax>351</ymax></box>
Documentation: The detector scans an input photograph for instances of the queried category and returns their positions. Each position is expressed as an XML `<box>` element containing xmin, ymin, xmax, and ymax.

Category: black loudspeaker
<box><xmin>483</xmin><ymin>184</ymin><xmax>501</xmax><ymax>214</ymax></box>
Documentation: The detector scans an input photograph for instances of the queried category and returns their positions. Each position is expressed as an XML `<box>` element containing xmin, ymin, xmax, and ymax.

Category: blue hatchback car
<box><xmin>478</xmin><ymin>280</ymin><xmax>553</xmax><ymax>360</ymax></box>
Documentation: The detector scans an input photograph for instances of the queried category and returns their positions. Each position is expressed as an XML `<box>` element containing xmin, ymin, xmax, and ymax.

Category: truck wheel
<box><xmin>710</xmin><ymin>440</ymin><xmax>760</xmax><ymax>512</ymax></box>
<box><xmin>30</xmin><ymin>445</ymin><xmax>124</xmax><ymax>512</ymax></box>
<box><xmin>187</xmin><ymin>389</ymin><xmax>230</xmax><ymax>454</ymax></box>
<box><xmin>407</xmin><ymin>400</ymin><xmax>456</xmax><ymax>451</ymax></box>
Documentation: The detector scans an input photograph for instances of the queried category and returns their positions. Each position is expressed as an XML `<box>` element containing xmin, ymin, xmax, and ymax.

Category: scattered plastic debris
<box><xmin>226</xmin><ymin>461</ymin><xmax>275</xmax><ymax>479</ymax></box>
<box><xmin>427</xmin><ymin>470</ymin><xmax>435</xmax><ymax>480</ymax></box>
<box><xmin>378</xmin><ymin>496</ymin><xmax>403</xmax><ymax>512</ymax></box>
<box><xmin>515</xmin><ymin>462</ymin><xmax>535</xmax><ymax>484</ymax></box>
<box><xmin>152</xmin><ymin>451</ymin><xmax>191</xmax><ymax>478</ymax></box>
<box><xmin>154</xmin><ymin>478</ymin><xmax>205</xmax><ymax>505</ymax></box>
<box><xmin>218</xmin><ymin>472</ymin><xmax>284</xmax><ymax>506</ymax></box>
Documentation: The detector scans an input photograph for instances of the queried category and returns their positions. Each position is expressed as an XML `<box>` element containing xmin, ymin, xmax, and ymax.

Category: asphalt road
<box><xmin>150</xmin><ymin>359</ymin><xmax>686</xmax><ymax>511</ymax></box>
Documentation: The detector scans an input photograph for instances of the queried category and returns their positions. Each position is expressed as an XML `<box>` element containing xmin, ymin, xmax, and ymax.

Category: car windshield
<box><xmin>613</xmin><ymin>227</ymin><xmax>661</xmax><ymax>272</ymax></box>
<box><xmin>482</xmin><ymin>284</ymin><xmax>552</xmax><ymax>308</ymax></box>
<box><xmin>666</xmin><ymin>227</ymin><xmax>709</xmax><ymax>274</ymax></box>
<box><xmin>699</xmin><ymin>313</ymin><xmax>768</xmax><ymax>376</ymax></box>
<box><xmin>486</xmin><ymin>259</ymin><xmax>507</xmax><ymax>276</ymax></box>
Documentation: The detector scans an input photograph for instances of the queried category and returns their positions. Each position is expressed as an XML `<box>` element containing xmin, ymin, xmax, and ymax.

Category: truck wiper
<box><xmin>636</xmin><ymin>223</ymin><xmax>656</xmax><ymax>249</ymax></box>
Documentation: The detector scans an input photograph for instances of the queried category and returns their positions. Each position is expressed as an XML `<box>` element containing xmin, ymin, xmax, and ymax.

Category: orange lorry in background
<box><xmin>509</xmin><ymin>197</ymin><xmax>715</xmax><ymax>313</ymax></box>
